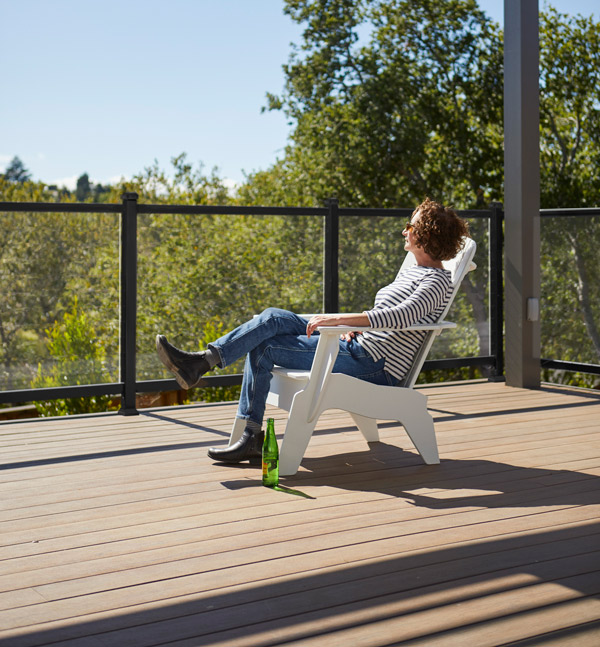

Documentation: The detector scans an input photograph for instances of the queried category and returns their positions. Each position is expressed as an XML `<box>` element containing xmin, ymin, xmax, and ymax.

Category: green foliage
<box><xmin>30</xmin><ymin>299</ymin><xmax>117</xmax><ymax>416</ymax></box>
<box><xmin>0</xmin><ymin>176</ymin><xmax>119</xmax><ymax>373</ymax></box>
<box><xmin>537</xmin><ymin>9</ymin><xmax>600</xmax><ymax>387</ymax></box>
<box><xmin>113</xmin><ymin>154</ymin><xmax>321</xmax><ymax>388</ymax></box>
<box><xmin>0</xmin><ymin>179</ymin><xmax>74</xmax><ymax>370</ymax></box>
<box><xmin>105</xmin><ymin>153</ymin><xmax>231</xmax><ymax>205</ymax></box>
<box><xmin>539</xmin><ymin>9</ymin><xmax>600</xmax><ymax>208</ymax></box>
<box><xmin>262</xmin><ymin>0</ymin><xmax>503</xmax><ymax>208</ymax></box>
<box><xmin>541</xmin><ymin>216</ymin><xmax>600</xmax><ymax>388</ymax></box>
<box><xmin>0</xmin><ymin>176</ymin><xmax>120</xmax><ymax>407</ymax></box>
<box><xmin>0</xmin><ymin>175</ymin><xmax>50</xmax><ymax>201</ymax></box>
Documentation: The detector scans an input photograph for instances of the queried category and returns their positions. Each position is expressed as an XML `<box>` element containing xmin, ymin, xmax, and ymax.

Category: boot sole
<box><xmin>207</xmin><ymin>452</ymin><xmax>262</xmax><ymax>465</ymax></box>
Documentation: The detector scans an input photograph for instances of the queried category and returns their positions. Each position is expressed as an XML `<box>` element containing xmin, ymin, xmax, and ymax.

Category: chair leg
<box><xmin>349</xmin><ymin>413</ymin><xmax>379</xmax><ymax>442</ymax></box>
<box><xmin>279</xmin><ymin>395</ymin><xmax>318</xmax><ymax>476</ymax></box>
<box><xmin>279</xmin><ymin>422</ymin><xmax>318</xmax><ymax>476</ymax></box>
<box><xmin>400</xmin><ymin>408</ymin><xmax>439</xmax><ymax>464</ymax></box>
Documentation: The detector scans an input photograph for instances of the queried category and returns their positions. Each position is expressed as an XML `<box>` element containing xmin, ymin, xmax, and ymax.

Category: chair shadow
<box><xmin>283</xmin><ymin>441</ymin><xmax>600</xmax><ymax>509</ymax></box>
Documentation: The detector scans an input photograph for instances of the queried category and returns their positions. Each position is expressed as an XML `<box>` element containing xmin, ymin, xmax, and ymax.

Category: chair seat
<box><xmin>272</xmin><ymin>367</ymin><xmax>310</xmax><ymax>380</ymax></box>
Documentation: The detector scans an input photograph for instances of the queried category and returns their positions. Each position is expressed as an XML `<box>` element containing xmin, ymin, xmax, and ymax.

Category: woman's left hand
<box><xmin>306</xmin><ymin>314</ymin><xmax>337</xmax><ymax>338</ymax></box>
<box><xmin>306</xmin><ymin>313</ymin><xmax>370</xmax><ymax>338</ymax></box>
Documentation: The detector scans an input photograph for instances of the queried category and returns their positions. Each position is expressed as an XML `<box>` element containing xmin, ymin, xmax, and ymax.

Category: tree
<box><xmin>3</xmin><ymin>156</ymin><xmax>32</xmax><ymax>183</ymax></box>
<box><xmin>539</xmin><ymin>9</ymin><xmax>600</xmax><ymax>209</ymax></box>
<box><xmin>538</xmin><ymin>9</ymin><xmax>600</xmax><ymax>384</ymax></box>
<box><xmin>92</xmin><ymin>182</ymin><xmax>110</xmax><ymax>202</ymax></box>
<box><xmin>263</xmin><ymin>0</ymin><xmax>503</xmax><ymax>208</ymax></box>
<box><xmin>76</xmin><ymin>173</ymin><xmax>91</xmax><ymax>201</ymax></box>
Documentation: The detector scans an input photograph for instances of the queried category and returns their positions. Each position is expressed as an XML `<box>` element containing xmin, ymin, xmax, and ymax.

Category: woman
<box><xmin>156</xmin><ymin>198</ymin><xmax>469</xmax><ymax>464</ymax></box>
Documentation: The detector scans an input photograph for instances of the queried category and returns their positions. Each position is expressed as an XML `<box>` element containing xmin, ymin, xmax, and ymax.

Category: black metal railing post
<box><xmin>119</xmin><ymin>192</ymin><xmax>139</xmax><ymax>415</ymax></box>
<box><xmin>489</xmin><ymin>202</ymin><xmax>505</xmax><ymax>380</ymax></box>
<box><xmin>323</xmin><ymin>198</ymin><xmax>340</xmax><ymax>313</ymax></box>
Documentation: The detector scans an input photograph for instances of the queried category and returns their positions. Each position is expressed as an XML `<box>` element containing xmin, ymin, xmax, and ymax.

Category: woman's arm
<box><xmin>306</xmin><ymin>313</ymin><xmax>370</xmax><ymax>338</ymax></box>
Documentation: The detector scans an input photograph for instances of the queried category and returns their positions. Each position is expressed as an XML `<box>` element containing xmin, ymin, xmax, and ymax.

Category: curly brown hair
<box><xmin>411</xmin><ymin>198</ymin><xmax>470</xmax><ymax>261</ymax></box>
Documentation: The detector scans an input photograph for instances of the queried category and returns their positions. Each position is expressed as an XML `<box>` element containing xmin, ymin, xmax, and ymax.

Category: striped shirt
<box><xmin>357</xmin><ymin>265</ymin><xmax>453</xmax><ymax>381</ymax></box>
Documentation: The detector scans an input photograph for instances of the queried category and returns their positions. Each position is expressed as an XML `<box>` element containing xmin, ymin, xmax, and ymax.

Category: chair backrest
<box><xmin>400</xmin><ymin>237</ymin><xmax>477</xmax><ymax>388</ymax></box>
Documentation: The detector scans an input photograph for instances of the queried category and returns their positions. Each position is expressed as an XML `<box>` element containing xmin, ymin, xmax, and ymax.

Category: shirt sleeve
<box><xmin>364</xmin><ymin>273</ymin><xmax>449</xmax><ymax>329</ymax></box>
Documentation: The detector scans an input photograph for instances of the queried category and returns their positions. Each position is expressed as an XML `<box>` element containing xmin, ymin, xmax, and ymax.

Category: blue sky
<box><xmin>1</xmin><ymin>0</ymin><xmax>597</xmax><ymax>190</ymax></box>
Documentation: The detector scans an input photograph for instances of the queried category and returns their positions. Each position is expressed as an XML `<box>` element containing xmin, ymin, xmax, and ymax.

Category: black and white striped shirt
<box><xmin>357</xmin><ymin>266</ymin><xmax>452</xmax><ymax>381</ymax></box>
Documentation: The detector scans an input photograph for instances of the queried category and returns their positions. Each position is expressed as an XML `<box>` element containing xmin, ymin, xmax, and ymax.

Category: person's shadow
<box><xmin>282</xmin><ymin>441</ymin><xmax>600</xmax><ymax>509</ymax></box>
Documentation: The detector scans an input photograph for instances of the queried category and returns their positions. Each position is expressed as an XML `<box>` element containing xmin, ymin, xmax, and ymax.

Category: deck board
<box><xmin>0</xmin><ymin>381</ymin><xmax>599</xmax><ymax>646</ymax></box>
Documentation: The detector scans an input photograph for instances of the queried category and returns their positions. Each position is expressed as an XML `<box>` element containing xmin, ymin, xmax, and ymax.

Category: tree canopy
<box><xmin>3</xmin><ymin>156</ymin><xmax>32</xmax><ymax>183</ymax></box>
<box><xmin>258</xmin><ymin>0</ymin><xmax>503</xmax><ymax>208</ymax></box>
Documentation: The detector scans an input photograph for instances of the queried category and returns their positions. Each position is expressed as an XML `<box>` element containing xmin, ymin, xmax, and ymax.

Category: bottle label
<box><xmin>262</xmin><ymin>458</ymin><xmax>279</xmax><ymax>485</ymax></box>
<box><xmin>262</xmin><ymin>458</ymin><xmax>276</xmax><ymax>476</ymax></box>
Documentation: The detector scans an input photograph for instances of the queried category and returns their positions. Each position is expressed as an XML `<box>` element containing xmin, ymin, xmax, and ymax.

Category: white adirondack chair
<box><xmin>229</xmin><ymin>238</ymin><xmax>477</xmax><ymax>475</ymax></box>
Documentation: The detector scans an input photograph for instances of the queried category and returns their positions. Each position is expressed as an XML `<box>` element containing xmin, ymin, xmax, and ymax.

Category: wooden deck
<box><xmin>0</xmin><ymin>381</ymin><xmax>599</xmax><ymax>647</ymax></box>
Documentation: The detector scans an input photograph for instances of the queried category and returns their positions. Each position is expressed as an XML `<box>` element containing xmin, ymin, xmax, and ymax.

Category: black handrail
<box><xmin>540</xmin><ymin>208</ymin><xmax>600</xmax><ymax>217</ymax></box>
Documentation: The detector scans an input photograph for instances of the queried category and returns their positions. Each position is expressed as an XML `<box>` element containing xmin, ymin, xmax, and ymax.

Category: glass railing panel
<box><xmin>136</xmin><ymin>211</ymin><xmax>323</xmax><ymax>398</ymax></box>
<box><xmin>0</xmin><ymin>210</ymin><xmax>120</xmax><ymax>412</ymax></box>
<box><xmin>541</xmin><ymin>213</ymin><xmax>600</xmax><ymax>386</ymax></box>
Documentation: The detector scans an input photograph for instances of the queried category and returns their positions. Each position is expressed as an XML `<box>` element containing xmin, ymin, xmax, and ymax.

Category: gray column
<box><xmin>503</xmin><ymin>0</ymin><xmax>541</xmax><ymax>388</ymax></box>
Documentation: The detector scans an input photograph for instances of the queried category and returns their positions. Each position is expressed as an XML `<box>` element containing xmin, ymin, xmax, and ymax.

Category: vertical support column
<box><xmin>503</xmin><ymin>0</ymin><xmax>541</xmax><ymax>388</ymax></box>
<box><xmin>323</xmin><ymin>198</ymin><xmax>339</xmax><ymax>313</ymax></box>
<box><xmin>119</xmin><ymin>192</ymin><xmax>139</xmax><ymax>415</ymax></box>
<box><xmin>489</xmin><ymin>202</ymin><xmax>505</xmax><ymax>380</ymax></box>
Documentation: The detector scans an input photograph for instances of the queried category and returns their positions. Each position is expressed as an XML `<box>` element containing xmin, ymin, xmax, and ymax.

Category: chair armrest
<box><xmin>257</xmin><ymin>314</ymin><xmax>456</xmax><ymax>332</ymax></box>
<box><xmin>406</xmin><ymin>322</ymin><xmax>457</xmax><ymax>331</ymax></box>
<box><xmin>316</xmin><ymin>321</ymin><xmax>457</xmax><ymax>333</ymax></box>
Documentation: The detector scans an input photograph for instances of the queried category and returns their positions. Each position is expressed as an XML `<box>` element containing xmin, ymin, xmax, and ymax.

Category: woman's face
<box><xmin>403</xmin><ymin>211</ymin><xmax>421</xmax><ymax>252</ymax></box>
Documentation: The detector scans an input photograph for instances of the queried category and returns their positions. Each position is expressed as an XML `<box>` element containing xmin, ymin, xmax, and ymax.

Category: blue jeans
<box><xmin>209</xmin><ymin>308</ymin><xmax>395</xmax><ymax>427</ymax></box>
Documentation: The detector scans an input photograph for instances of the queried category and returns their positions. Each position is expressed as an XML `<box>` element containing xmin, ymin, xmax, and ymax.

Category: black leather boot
<box><xmin>156</xmin><ymin>334</ymin><xmax>210</xmax><ymax>389</ymax></box>
<box><xmin>207</xmin><ymin>429</ymin><xmax>264</xmax><ymax>464</ymax></box>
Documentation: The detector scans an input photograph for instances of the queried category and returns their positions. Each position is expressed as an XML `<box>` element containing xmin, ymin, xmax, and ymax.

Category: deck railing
<box><xmin>539</xmin><ymin>207</ymin><xmax>600</xmax><ymax>378</ymax></box>
<box><xmin>0</xmin><ymin>196</ymin><xmax>598</xmax><ymax>414</ymax></box>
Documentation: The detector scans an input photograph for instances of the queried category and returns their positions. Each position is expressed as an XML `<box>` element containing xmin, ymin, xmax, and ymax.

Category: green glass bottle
<box><xmin>262</xmin><ymin>418</ymin><xmax>279</xmax><ymax>487</ymax></box>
